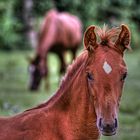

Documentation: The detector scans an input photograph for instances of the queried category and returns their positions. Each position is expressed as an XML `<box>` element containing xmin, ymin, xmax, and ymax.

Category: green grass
<box><xmin>0</xmin><ymin>50</ymin><xmax>140</xmax><ymax>140</ymax></box>
<box><xmin>0</xmin><ymin>50</ymin><xmax>59</xmax><ymax>116</ymax></box>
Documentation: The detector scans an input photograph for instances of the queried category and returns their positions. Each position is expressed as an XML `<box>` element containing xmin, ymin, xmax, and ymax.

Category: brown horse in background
<box><xmin>0</xmin><ymin>24</ymin><xmax>131</xmax><ymax>140</ymax></box>
<box><xmin>28</xmin><ymin>9</ymin><xmax>82</xmax><ymax>91</ymax></box>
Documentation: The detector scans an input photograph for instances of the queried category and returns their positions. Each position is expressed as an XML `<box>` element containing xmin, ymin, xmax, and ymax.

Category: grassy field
<box><xmin>0</xmin><ymin>49</ymin><xmax>140</xmax><ymax>140</ymax></box>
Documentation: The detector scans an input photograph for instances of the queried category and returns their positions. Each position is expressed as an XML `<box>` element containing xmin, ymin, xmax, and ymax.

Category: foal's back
<box><xmin>0</xmin><ymin>108</ymin><xmax>71</xmax><ymax>140</ymax></box>
<box><xmin>0</xmin><ymin>110</ymin><xmax>49</xmax><ymax>140</ymax></box>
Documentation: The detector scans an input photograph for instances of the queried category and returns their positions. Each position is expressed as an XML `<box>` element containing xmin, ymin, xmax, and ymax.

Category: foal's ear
<box><xmin>115</xmin><ymin>24</ymin><xmax>131</xmax><ymax>53</ymax></box>
<box><xmin>84</xmin><ymin>26</ymin><xmax>97</xmax><ymax>52</ymax></box>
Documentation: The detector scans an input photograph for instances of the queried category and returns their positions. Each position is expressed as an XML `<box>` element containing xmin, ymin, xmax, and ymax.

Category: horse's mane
<box><xmin>25</xmin><ymin>50</ymin><xmax>88</xmax><ymax>112</ymax></box>
<box><xmin>96</xmin><ymin>25</ymin><xmax>121</xmax><ymax>46</ymax></box>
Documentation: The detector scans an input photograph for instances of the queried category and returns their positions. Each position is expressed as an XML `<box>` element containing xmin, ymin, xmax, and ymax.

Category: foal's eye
<box><xmin>121</xmin><ymin>72</ymin><xmax>127</xmax><ymax>81</ymax></box>
<box><xmin>87</xmin><ymin>72</ymin><xmax>94</xmax><ymax>81</ymax></box>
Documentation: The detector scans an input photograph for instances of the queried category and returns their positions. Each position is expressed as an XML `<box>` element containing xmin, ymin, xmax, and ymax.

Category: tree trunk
<box><xmin>23</xmin><ymin>0</ymin><xmax>37</xmax><ymax>48</ymax></box>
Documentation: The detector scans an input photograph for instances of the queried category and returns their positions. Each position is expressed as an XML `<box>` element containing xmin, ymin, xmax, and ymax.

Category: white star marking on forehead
<box><xmin>103</xmin><ymin>61</ymin><xmax>112</xmax><ymax>74</ymax></box>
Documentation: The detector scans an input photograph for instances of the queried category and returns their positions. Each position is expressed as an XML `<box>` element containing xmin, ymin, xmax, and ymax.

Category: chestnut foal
<box><xmin>0</xmin><ymin>24</ymin><xmax>130</xmax><ymax>140</ymax></box>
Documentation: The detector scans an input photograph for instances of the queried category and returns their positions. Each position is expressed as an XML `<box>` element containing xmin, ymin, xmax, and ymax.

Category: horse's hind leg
<box><xmin>44</xmin><ymin>75</ymin><xmax>50</xmax><ymax>91</ymax></box>
<box><xmin>58</xmin><ymin>52</ymin><xmax>66</xmax><ymax>74</ymax></box>
<box><xmin>43</xmin><ymin>60</ymin><xmax>50</xmax><ymax>91</ymax></box>
<box><xmin>71</xmin><ymin>46</ymin><xmax>78</xmax><ymax>61</ymax></box>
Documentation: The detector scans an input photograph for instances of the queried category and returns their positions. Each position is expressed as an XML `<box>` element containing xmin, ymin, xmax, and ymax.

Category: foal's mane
<box><xmin>26</xmin><ymin>51</ymin><xmax>88</xmax><ymax>111</ymax></box>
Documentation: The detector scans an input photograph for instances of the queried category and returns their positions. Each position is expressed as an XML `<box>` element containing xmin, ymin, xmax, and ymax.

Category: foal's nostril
<box><xmin>115</xmin><ymin>118</ymin><xmax>118</xmax><ymax>128</ymax></box>
<box><xmin>99</xmin><ymin>118</ymin><xmax>102</xmax><ymax>128</ymax></box>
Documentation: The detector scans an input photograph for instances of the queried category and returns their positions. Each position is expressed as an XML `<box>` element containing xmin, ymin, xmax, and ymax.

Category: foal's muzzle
<box><xmin>98</xmin><ymin>118</ymin><xmax>118</xmax><ymax>136</ymax></box>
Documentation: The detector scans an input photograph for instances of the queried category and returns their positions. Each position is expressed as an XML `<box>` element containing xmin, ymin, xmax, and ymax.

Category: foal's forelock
<box><xmin>96</xmin><ymin>25</ymin><xmax>121</xmax><ymax>46</ymax></box>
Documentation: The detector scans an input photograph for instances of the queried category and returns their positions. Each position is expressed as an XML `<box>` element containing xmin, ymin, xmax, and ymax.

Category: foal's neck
<box><xmin>47</xmin><ymin>52</ymin><xmax>99</xmax><ymax>139</ymax></box>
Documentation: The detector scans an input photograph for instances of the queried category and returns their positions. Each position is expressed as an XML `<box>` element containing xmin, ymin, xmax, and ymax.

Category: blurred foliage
<box><xmin>0</xmin><ymin>0</ymin><xmax>140</xmax><ymax>50</ymax></box>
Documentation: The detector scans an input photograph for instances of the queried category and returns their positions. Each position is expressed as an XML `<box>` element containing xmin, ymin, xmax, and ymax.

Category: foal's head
<box><xmin>84</xmin><ymin>25</ymin><xmax>130</xmax><ymax>136</ymax></box>
<box><xmin>28</xmin><ymin>55</ymin><xmax>47</xmax><ymax>91</ymax></box>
